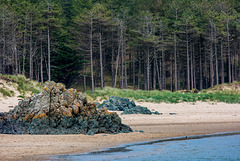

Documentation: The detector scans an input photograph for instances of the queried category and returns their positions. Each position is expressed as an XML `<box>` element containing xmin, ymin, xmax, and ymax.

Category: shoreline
<box><xmin>0</xmin><ymin>101</ymin><xmax>240</xmax><ymax>160</ymax></box>
<box><xmin>51</xmin><ymin>130</ymin><xmax>240</xmax><ymax>161</ymax></box>
<box><xmin>1</xmin><ymin>122</ymin><xmax>239</xmax><ymax>161</ymax></box>
<box><xmin>55</xmin><ymin>130</ymin><xmax>240</xmax><ymax>157</ymax></box>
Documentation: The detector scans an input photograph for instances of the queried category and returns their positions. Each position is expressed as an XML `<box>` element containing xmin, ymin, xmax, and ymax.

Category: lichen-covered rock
<box><xmin>0</xmin><ymin>81</ymin><xmax>132</xmax><ymax>135</ymax></box>
<box><xmin>98</xmin><ymin>96</ymin><xmax>161</xmax><ymax>115</ymax></box>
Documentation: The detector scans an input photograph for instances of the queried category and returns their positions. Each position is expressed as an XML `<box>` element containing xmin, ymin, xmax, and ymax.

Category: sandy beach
<box><xmin>0</xmin><ymin>101</ymin><xmax>240</xmax><ymax>160</ymax></box>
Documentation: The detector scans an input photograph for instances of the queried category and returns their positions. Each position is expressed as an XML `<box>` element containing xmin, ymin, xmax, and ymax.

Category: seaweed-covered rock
<box><xmin>98</xmin><ymin>96</ymin><xmax>161</xmax><ymax>115</ymax></box>
<box><xmin>121</xmin><ymin>106</ymin><xmax>152</xmax><ymax>115</ymax></box>
<box><xmin>98</xmin><ymin>97</ymin><xmax>133</xmax><ymax>111</ymax></box>
<box><xmin>0</xmin><ymin>81</ymin><xmax>132</xmax><ymax>135</ymax></box>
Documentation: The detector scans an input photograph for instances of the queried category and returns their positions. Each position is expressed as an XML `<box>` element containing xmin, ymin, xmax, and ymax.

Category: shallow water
<box><xmin>52</xmin><ymin>132</ymin><xmax>240</xmax><ymax>161</ymax></box>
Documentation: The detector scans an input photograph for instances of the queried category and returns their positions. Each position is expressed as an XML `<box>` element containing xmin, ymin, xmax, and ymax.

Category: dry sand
<box><xmin>0</xmin><ymin>79</ymin><xmax>22</xmax><ymax>113</ymax></box>
<box><xmin>0</xmin><ymin>101</ymin><xmax>240</xmax><ymax>160</ymax></box>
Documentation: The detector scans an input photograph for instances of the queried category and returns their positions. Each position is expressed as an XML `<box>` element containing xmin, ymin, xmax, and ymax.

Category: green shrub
<box><xmin>17</xmin><ymin>95</ymin><xmax>25</xmax><ymax>98</ymax></box>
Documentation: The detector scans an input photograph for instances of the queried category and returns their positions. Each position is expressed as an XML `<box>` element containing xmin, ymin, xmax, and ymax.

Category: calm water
<box><xmin>52</xmin><ymin>132</ymin><xmax>240</xmax><ymax>161</ymax></box>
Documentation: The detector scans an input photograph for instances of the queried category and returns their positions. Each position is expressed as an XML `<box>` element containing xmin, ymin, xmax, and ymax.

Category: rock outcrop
<box><xmin>0</xmin><ymin>82</ymin><xmax>132</xmax><ymax>135</ymax></box>
<box><xmin>97</xmin><ymin>96</ymin><xmax>161</xmax><ymax>115</ymax></box>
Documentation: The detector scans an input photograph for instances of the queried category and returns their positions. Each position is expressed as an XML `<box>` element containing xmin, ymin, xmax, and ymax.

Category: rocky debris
<box><xmin>0</xmin><ymin>81</ymin><xmax>132</xmax><ymax>135</ymax></box>
<box><xmin>98</xmin><ymin>96</ymin><xmax>161</xmax><ymax>115</ymax></box>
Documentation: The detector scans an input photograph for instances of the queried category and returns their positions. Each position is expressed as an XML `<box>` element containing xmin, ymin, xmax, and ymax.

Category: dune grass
<box><xmin>85</xmin><ymin>85</ymin><xmax>240</xmax><ymax>104</ymax></box>
<box><xmin>0</xmin><ymin>74</ymin><xmax>42</xmax><ymax>97</ymax></box>
<box><xmin>0</xmin><ymin>87</ymin><xmax>14</xmax><ymax>97</ymax></box>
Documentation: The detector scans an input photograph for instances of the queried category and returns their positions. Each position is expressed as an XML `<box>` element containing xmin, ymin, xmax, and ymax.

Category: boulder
<box><xmin>0</xmin><ymin>81</ymin><xmax>132</xmax><ymax>135</ymax></box>
<box><xmin>98</xmin><ymin>96</ymin><xmax>161</xmax><ymax>115</ymax></box>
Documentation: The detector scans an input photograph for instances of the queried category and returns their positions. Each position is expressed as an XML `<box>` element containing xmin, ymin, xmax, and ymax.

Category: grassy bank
<box><xmin>0</xmin><ymin>74</ymin><xmax>42</xmax><ymax>97</ymax></box>
<box><xmin>85</xmin><ymin>83</ymin><xmax>240</xmax><ymax>104</ymax></box>
<box><xmin>1</xmin><ymin>74</ymin><xmax>239</xmax><ymax>104</ymax></box>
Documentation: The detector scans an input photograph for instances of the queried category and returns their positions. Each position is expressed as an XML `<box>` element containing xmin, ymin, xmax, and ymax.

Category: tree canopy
<box><xmin>0</xmin><ymin>0</ymin><xmax>240</xmax><ymax>91</ymax></box>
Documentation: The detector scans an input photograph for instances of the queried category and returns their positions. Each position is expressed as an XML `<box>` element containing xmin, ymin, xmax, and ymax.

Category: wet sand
<box><xmin>0</xmin><ymin>101</ymin><xmax>240</xmax><ymax>160</ymax></box>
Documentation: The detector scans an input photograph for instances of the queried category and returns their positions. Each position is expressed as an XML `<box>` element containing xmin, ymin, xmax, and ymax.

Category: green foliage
<box><xmin>52</xmin><ymin>35</ymin><xmax>84</xmax><ymax>88</ymax></box>
<box><xmin>85</xmin><ymin>86</ymin><xmax>240</xmax><ymax>104</ymax></box>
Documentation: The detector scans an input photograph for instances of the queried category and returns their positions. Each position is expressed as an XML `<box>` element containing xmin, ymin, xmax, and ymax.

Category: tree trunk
<box><xmin>121</xmin><ymin>37</ymin><xmax>124</xmax><ymax>89</ymax></box>
<box><xmin>144</xmin><ymin>61</ymin><xmax>147</xmax><ymax>90</ymax></box>
<box><xmin>227</xmin><ymin>20</ymin><xmax>231</xmax><ymax>83</ymax></box>
<box><xmin>47</xmin><ymin>25</ymin><xmax>51</xmax><ymax>81</ymax></box>
<box><xmin>161</xmin><ymin>34</ymin><xmax>166</xmax><ymax>89</ymax></box>
<box><xmin>111</xmin><ymin>42</ymin><xmax>115</xmax><ymax>87</ymax></box>
<box><xmin>156</xmin><ymin>57</ymin><xmax>161</xmax><ymax>90</ymax></box>
<box><xmin>234</xmin><ymin>52</ymin><xmax>237</xmax><ymax>81</ymax></box>
<box><xmin>159</xmin><ymin>58</ymin><xmax>162</xmax><ymax>90</ymax></box>
<box><xmin>35</xmin><ymin>60</ymin><xmax>39</xmax><ymax>81</ymax></box>
<box><xmin>129</xmin><ymin>52</ymin><xmax>132</xmax><ymax>85</ymax></box>
<box><xmin>200</xmin><ymin>48</ymin><xmax>203</xmax><ymax>90</ymax></box>
<box><xmin>133</xmin><ymin>53</ymin><xmax>136</xmax><ymax>90</ymax></box>
<box><xmin>124</xmin><ymin>44</ymin><xmax>127</xmax><ymax>89</ymax></box>
<box><xmin>99</xmin><ymin>30</ymin><xmax>104</xmax><ymax>90</ymax></box>
<box><xmin>174</xmin><ymin>33</ymin><xmax>177</xmax><ymax>91</ymax></box>
<box><xmin>118</xmin><ymin>58</ymin><xmax>121</xmax><ymax>88</ymax></box>
<box><xmin>12</xmin><ymin>50</ymin><xmax>15</xmax><ymax>74</ymax></box>
<box><xmin>2</xmin><ymin>8</ymin><xmax>6</xmax><ymax>74</ymax></box>
<box><xmin>114</xmin><ymin>23</ymin><xmax>123</xmax><ymax>88</ymax></box>
<box><xmin>40</xmin><ymin>35</ymin><xmax>44</xmax><ymax>83</ymax></box>
<box><xmin>90</xmin><ymin>14</ymin><xmax>94</xmax><ymax>93</ymax></box>
<box><xmin>149</xmin><ymin>61</ymin><xmax>152</xmax><ymax>90</ymax></box>
<box><xmin>83</xmin><ymin>62</ymin><xmax>87</xmax><ymax>91</ymax></box>
<box><xmin>170</xmin><ymin>55</ymin><xmax>173</xmax><ymax>92</ymax></box>
<box><xmin>147</xmin><ymin>47</ymin><xmax>150</xmax><ymax>91</ymax></box>
<box><xmin>220</xmin><ymin>39</ymin><xmax>224</xmax><ymax>84</ymax></box>
<box><xmin>239</xmin><ymin>43</ymin><xmax>240</xmax><ymax>81</ymax></box>
<box><xmin>13</xmin><ymin>28</ymin><xmax>18</xmax><ymax>75</ymax></box>
<box><xmin>174</xmin><ymin>8</ymin><xmax>178</xmax><ymax>91</ymax></box>
<box><xmin>186</xmin><ymin>28</ymin><xmax>190</xmax><ymax>90</ymax></box>
<box><xmin>114</xmin><ymin>47</ymin><xmax>120</xmax><ymax>88</ymax></box>
<box><xmin>22</xmin><ymin>18</ymin><xmax>27</xmax><ymax>76</ymax></box>
<box><xmin>35</xmin><ymin>61</ymin><xmax>37</xmax><ymax>81</ymax></box>
<box><xmin>30</xmin><ymin>15</ymin><xmax>33</xmax><ymax>80</ymax></box>
<box><xmin>47</xmin><ymin>3</ymin><xmax>51</xmax><ymax>81</ymax></box>
<box><xmin>204</xmin><ymin>47</ymin><xmax>208</xmax><ymax>89</ymax></box>
<box><xmin>191</xmin><ymin>44</ymin><xmax>193</xmax><ymax>89</ymax></box>
<box><xmin>210</xmin><ymin>26</ymin><xmax>214</xmax><ymax>88</ymax></box>
<box><xmin>18</xmin><ymin>53</ymin><xmax>21</xmax><ymax>75</ymax></box>
<box><xmin>232</xmin><ymin>54</ymin><xmax>234</xmax><ymax>82</ymax></box>
<box><xmin>214</xmin><ymin>27</ymin><xmax>219</xmax><ymax>85</ymax></box>
<box><xmin>193</xmin><ymin>45</ymin><xmax>196</xmax><ymax>89</ymax></box>
<box><xmin>138</xmin><ymin>50</ymin><xmax>141</xmax><ymax>89</ymax></box>
<box><xmin>94</xmin><ymin>61</ymin><xmax>98</xmax><ymax>88</ymax></box>
<box><xmin>153</xmin><ymin>47</ymin><xmax>156</xmax><ymax>90</ymax></box>
<box><xmin>177</xmin><ymin>51</ymin><xmax>180</xmax><ymax>90</ymax></box>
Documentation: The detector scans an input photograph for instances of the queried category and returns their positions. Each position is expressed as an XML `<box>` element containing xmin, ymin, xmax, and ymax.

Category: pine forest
<box><xmin>0</xmin><ymin>0</ymin><xmax>240</xmax><ymax>93</ymax></box>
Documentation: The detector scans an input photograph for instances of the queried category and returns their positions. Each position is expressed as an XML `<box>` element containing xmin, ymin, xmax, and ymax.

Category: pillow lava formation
<box><xmin>0</xmin><ymin>81</ymin><xmax>132</xmax><ymax>135</ymax></box>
